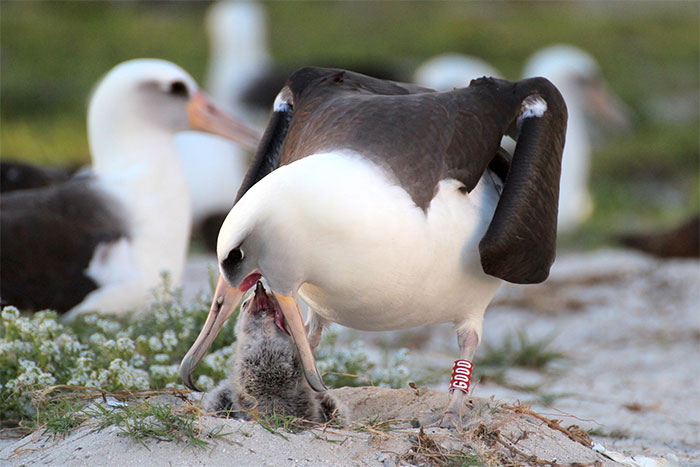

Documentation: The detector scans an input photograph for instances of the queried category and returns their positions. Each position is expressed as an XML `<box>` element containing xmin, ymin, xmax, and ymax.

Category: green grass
<box><xmin>37</xmin><ymin>397</ymin><xmax>89</xmax><ymax>436</ymax></box>
<box><xmin>90</xmin><ymin>400</ymin><xmax>209</xmax><ymax>448</ymax></box>
<box><xmin>31</xmin><ymin>390</ymin><xmax>223</xmax><ymax>448</ymax></box>
<box><xmin>476</xmin><ymin>331</ymin><xmax>566</xmax><ymax>371</ymax></box>
<box><xmin>471</xmin><ymin>331</ymin><xmax>567</xmax><ymax>399</ymax></box>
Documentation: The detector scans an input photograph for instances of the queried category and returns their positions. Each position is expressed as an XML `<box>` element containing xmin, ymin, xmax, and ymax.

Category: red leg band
<box><xmin>449</xmin><ymin>359</ymin><xmax>473</xmax><ymax>393</ymax></box>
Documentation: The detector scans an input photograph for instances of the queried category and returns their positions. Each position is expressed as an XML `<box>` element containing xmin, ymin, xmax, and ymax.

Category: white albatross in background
<box><xmin>176</xmin><ymin>1</ymin><xmax>267</xmax><ymax>248</ymax></box>
<box><xmin>413</xmin><ymin>45</ymin><xmax>631</xmax><ymax>232</ymax></box>
<box><xmin>0</xmin><ymin>59</ymin><xmax>251</xmax><ymax>317</ymax></box>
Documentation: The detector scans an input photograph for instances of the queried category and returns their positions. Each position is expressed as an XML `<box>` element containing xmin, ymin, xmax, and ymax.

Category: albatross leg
<box><xmin>305</xmin><ymin>310</ymin><xmax>329</xmax><ymax>352</ymax></box>
<box><xmin>439</xmin><ymin>327</ymin><xmax>480</xmax><ymax>429</ymax></box>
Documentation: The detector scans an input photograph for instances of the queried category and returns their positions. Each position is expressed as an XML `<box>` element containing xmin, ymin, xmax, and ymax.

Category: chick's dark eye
<box><xmin>169</xmin><ymin>80</ymin><xmax>189</xmax><ymax>97</ymax></box>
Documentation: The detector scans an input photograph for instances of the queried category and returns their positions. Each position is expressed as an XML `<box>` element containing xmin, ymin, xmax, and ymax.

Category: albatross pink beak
<box><xmin>180</xmin><ymin>276</ymin><xmax>326</xmax><ymax>393</ymax></box>
<box><xmin>186</xmin><ymin>91</ymin><xmax>262</xmax><ymax>153</ymax></box>
<box><xmin>587</xmin><ymin>81</ymin><xmax>632</xmax><ymax>130</ymax></box>
<box><xmin>179</xmin><ymin>276</ymin><xmax>246</xmax><ymax>391</ymax></box>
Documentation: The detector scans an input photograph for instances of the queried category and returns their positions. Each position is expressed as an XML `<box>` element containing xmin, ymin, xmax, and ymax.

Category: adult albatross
<box><xmin>0</xmin><ymin>59</ymin><xmax>251</xmax><ymax>316</ymax></box>
<box><xmin>181</xmin><ymin>67</ymin><xmax>567</xmax><ymax>426</ymax></box>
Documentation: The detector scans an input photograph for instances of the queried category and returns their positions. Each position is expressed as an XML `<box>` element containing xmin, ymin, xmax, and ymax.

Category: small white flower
<box><xmin>97</xmin><ymin>319</ymin><xmax>120</xmax><ymax>335</ymax></box>
<box><xmin>148</xmin><ymin>336</ymin><xmax>163</xmax><ymax>352</ymax></box>
<box><xmin>17</xmin><ymin>373</ymin><xmax>31</xmax><ymax>385</ymax></box>
<box><xmin>76</xmin><ymin>355</ymin><xmax>93</xmax><ymax>370</ymax></box>
<box><xmin>10</xmin><ymin>341</ymin><xmax>32</xmax><ymax>354</ymax></box>
<box><xmin>89</xmin><ymin>333</ymin><xmax>106</xmax><ymax>346</ymax></box>
<box><xmin>154</xmin><ymin>353</ymin><xmax>170</xmax><ymax>364</ymax></box>
<box><xmin>16</xmin><ymin>318</ymin><xmax>35</xmax><ymax>336</ymax></box>
<box><xmin>39</xmin><ymin>340</ymin><xmax>60</xmax><ymax>356</ymax></box>
<box><xmin>109</xmin><ymin>359</ymin><xmax>128</xmax><ymax>372</ymax></box>
<box><xmin>19</xmin><ymin>359</ymin><xmax>37</xmax><ymax>372</ymax></box>
<box><xmin>203</xmin><ymin>346</ymin><xmax>234</xmax><ymax>372</ymax></box>
<box><xmin>131</xmin><ymin>354</ymin><xmax>146</xmax><ymax>368</ymax></box>
<box><xmin>37</xmin><ymin>372</ymin><xmax>56</xmax><ymax>386</ymax></box>
<box><xmin>1</xmin><ymin>306</ymin><xmax>19</xmax><ymax>322</ymax></box>
<box><xmin>37</xmin><ymin>319</ymin><xmax>60</xmax><ymax>336</ymax></box>
<box><xmin>161</xmin><ymin>330</ymin><xmax>177</xmax><ymax>350</ymax></box>
<box><xmin>149</xmin><ymin>364</ymin><xmax>178</xmax><ymax>380</ymax></box>
<box><xmin>131</xmin><ymin>369</ymin><xmax>150</xmax><ymax>389</ymax></box>
<box><xmin>83</xmin><ymin>314</ymin><xmax>98</xmax><ymax>325</ymax></box>
<box><xmin>196</xmin><ymin>375</ymin><xmax>215</xmax><ymax>391</ymax></box>
<box><xmin>116</xmin><ymin>337</ymin><xmax>135</xmax><ymax>354</ymax></box>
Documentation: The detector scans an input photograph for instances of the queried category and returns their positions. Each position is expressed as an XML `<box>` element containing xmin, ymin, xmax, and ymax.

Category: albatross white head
<box><xmin>178</xmin><ymin>170</ymin><xmax>324</xmax><ymax>392</ymax></box>
<box><xmin>205</xmin><ymin>0</ymin><xmax>271</xmax><ymax>114</ymax></box>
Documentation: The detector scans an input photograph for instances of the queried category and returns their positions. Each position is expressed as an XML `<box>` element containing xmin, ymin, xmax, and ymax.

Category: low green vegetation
<box><xmin>31</xmin><ymin>389</ymin><xmax>226</xmax><ymax>448</ymax></box>
<box><xmin>476</xmin><ymin>330</ymin><xmax>565</xmax><ymax>371</ymax></box>
<box><xmin>316</xmin><ymin>330</ymin><xmax>410</xmax><ymax>389</ymax></box>
<box><xmin>471</xmin><ymin>331</ymin><xmax>567</xmax><ymax>403</ymax></box>
<box><xmin>0</xmin><ymin>278</ymin><xmax>411</xmax><ymax>440</ymax></box>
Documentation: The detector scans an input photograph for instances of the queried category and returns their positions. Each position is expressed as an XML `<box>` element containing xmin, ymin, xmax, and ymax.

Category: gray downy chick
<box><xmin>203</xmin><ymin>281</ymin><xmax>346</xmax><ymax>425</ymax></box>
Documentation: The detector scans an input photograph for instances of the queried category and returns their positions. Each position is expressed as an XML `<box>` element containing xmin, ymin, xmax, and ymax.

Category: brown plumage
<box><xmin>618</xmin><ymin>215</ymin><xmax>700</xmax><ymax>258</ymax></box>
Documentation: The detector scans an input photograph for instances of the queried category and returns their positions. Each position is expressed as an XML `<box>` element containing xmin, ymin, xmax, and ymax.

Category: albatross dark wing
<box><xmin>0</xmin><ymin>176</ymin><xmax>129</xmax><ymax>312</ymax></box>
<box><xmin>235</xmin><ymin>68</ymin><xmax>566</xmax><ymax>285</ymax></box>
<box><xmin>234</xmin><ymin>104</ymin><xmax>293</xmax><ymax>204</ymax></box>
<box><xmin>279</xmin><ymin>71</ymin><xmax>566</xmax><ymax>284</ymax></box>
<box><xmin>1</xmin><ymin>160</ymin><xmax>72</xmax><ymax>193</ymax></box>
<box><xmin>477</xmin><ymin>77</ymin><xmax>567</xmax><ymax>284</ymax></box>
<box><xmin>234</xmin><ymin>67</ymin><xmax>433</xmax><ymax>204</ymax></box>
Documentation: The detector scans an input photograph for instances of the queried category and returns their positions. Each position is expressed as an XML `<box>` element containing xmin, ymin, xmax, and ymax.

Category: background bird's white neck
<box><xmin>89</xmin><ymin>125</ymin><xmax>192</xmax><ymax>288</ymax></box>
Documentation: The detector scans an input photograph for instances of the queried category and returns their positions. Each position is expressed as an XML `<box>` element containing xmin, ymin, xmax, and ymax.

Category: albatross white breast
<box><xmin>219</xmin><ymin>151</ymin><xmax>503</xmax><ymax>332</ymax></box>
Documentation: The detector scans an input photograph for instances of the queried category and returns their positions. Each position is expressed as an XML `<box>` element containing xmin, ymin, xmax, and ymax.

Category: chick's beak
<box><xmin>186</xmin><ymin>90</ymin><xmax>262</xmax><ymax>152</ymax></box>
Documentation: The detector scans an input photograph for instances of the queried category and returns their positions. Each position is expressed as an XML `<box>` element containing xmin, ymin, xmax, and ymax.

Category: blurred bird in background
<box><xmin>1</xmin><ymin>59</ymin><xmax>254</xmax><ymax>316</ymax></box>
<box><xmin>176</xmin><ymin>1</ymin><xmax>267</xmax><ymax>253</ymax></box>
<box><xmin>181</xmin><ymin>0</ymin><xmax>407</xmax><ymax>252</ymax></box>
<box><xmin>414</xmin><ymin>44</ymin><xmax>632</xmax><ymax>234</ymax></box>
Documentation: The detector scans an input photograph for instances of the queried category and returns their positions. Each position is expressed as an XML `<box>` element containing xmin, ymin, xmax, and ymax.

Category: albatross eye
<box><xmin>223</xmin><ymin>247</ymin><xmax>244</xmax><ymax>267</ymax></box>
<box><xmin>221</xmin><ymin>247</ymin><xmax>245</xmax><ymax>283</ymax></box>
<box><xmin>169</xmin><ymin>80</ymin><xmax>189</xmax><ymax>97</ymax></box>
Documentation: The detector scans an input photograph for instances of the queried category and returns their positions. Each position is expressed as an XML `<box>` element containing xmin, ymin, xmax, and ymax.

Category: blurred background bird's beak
<box><xmin>587</xmin><ymin>80</ymin><xmax>633</xmax><ymax>131</ymax></box>
<box><xmin>187</xmin><ymin>90</ymin><xmax>261</xmax><ymax>152</ymax></box>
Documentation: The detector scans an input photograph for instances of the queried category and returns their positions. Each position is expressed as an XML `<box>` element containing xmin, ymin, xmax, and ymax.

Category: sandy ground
<box><xmin>0</xmin><ymin>388</ymin><xmax>626</xmax><ymax>466</ymax></box>
<box><xmin>1</xmin><ymin>248</ymin><xmax>698</xmax><ymax>465</ymax></box>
